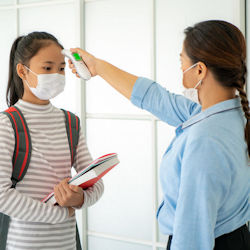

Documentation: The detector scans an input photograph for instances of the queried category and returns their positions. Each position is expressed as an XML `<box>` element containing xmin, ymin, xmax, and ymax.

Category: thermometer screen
<box><xmin>73</xmin><ymin>53</ymin><xmax>82</xmax><ymax>61</ymax></box>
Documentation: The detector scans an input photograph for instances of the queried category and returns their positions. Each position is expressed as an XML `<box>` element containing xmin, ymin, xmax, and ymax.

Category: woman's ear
<box><xmin>197</xmin><ymin>61</ymin><xmax>207</xmax><ymax>79</ymax></box>
<box><xmin>16</xmin><ymin>63</ymin><xmax>27</xmax><ymax>80</ymax></box>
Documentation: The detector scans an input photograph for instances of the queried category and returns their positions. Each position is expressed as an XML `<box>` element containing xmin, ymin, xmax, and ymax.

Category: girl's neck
<box><xmin>21</xmin><ymin>93</ymin><xmax>49</xmax><ymax>105</ymax></box>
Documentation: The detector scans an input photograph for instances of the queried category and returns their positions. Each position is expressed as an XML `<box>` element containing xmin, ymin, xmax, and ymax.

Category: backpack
<box><xmin>0</xmin><ymin>106</ymin><xmax>82</xmax><ymax>250</ymax></box>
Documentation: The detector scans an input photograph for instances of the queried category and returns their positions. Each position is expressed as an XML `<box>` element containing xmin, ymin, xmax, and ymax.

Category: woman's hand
<box><xmin>68</xmin><ymin>48</ymin><xmax>138</xmax><ymax>99</ymax></box>
<box><xmin>69</xmin><ymin>48</ymin><xmax>98</xmax><ymax>77</ymax></box>
<box><xmin>54</xmin><ymin>178</ymin><xmax>84</xmax><ymax>208</ymax></box>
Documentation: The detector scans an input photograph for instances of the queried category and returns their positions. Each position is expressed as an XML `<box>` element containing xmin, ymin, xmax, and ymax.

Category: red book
<box><xmin>42</xmin><ymin>153</ymin><xmax>119</xmax><ymax>205</ymax></box>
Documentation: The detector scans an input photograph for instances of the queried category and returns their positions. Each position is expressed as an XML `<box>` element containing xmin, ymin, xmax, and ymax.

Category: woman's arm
<box><xmin>70</xmin><ymin>48</ymin><xmax>138</xmax><ymax>99</ymax></box>
<box><xmin>69</xmin><ymin>48</ymin><xmax>201</xmax><ymax>125</ymax></box>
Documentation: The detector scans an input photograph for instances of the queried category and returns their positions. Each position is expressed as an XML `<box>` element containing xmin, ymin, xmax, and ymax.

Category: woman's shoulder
<box><xmin>185</xmin><ymin>112</ymin><xmax>246</xmax><ymax>161</ymax></box>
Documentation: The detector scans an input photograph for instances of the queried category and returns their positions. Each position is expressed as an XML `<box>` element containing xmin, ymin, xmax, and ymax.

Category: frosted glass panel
<box><xmin>87</xmin><ymin>119</ymin><xmax>153</xmax><ymax>241</ymax></box>
<box><xmin>0</xmin><ymin>0</ymin><xmax>15</xmax><ymax>5</ymax></box>
<box><xmin>85</xmin><ymin>0</ymin><xmax>152</xmax><ymax>114</ymax></box>
<box><xmin>156</xmin><ymin>0</ymin><xmax>243</xmax><ymax>94</ymax></box>
<box><xmin>88</xmin><ymin>236</ymin><xmax>152</xmax><ymax>250</ymax></box>
<box><xmin>0</xmin><ymin>10</ymin><xmax>17</xmax><ymax>110</ymax></box>
<box><xmin>19</xmin><ymin>0</ymin><xmax>60</xmax><ymax>3</ymax></box>
<box><xmin>19</xmin><ymin>3</ymin><xmax>80</xmax><ymax>114</ymax></box>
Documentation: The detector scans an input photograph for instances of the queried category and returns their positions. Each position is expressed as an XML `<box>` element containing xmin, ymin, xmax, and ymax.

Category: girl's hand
<box><xmin>54</xmin><ymin>178</ymin><xmax>84</xmax><ymax>208</ymax></box>
<box><xmin>68</xmin><ymin>207</ymin><xmax>75</xmax><ymax>217</ymax></box>
<box><xmin>69</xmin><ymin>48</ymin><xmax>98</xmax><ymax>77</ymax></box>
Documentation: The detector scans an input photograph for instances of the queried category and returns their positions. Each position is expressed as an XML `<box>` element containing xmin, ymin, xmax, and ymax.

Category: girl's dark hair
<box><xmin>184</xmin><ymin>20</ymin><xmax>250</xmax><ymax>158</ymax></box>
<box><xmin>7</xmin><ymin>31</ymin><xmax>63</xmax><ymax>107</ymax></box>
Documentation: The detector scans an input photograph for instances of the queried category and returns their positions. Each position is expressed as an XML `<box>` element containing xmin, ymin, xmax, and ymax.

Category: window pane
<box><xmin>156</xmin><ymin>0</ymin><xmax>243</xmax><ymax>94</ymax></box>
<box><xmin>19</xmin><ymin>0</ymin><xmax>61</xmax><ymax>3</ymax></box>
<box><xmin>0</xmin><ymin>9</ymin><xmax>17</xmax><ymax>110</ymax></box>
<box><xmin>85</xmin><ymin>0</ymin><xmax>153</xmax><ymax>114</ymax></box>
<box><xmin>87</xmin><ymin>119</ymin><xmax>154</xmax><ymax>241</ymax></box>
<box><xmin>88</xmin><ymin>236</ymin><xmax>152</xmax><ymax>250</ymax></box>
<box><xmin>0</xmin><ymin>0</ymin><xmax>15</xmax><ymax>5</ymax></box>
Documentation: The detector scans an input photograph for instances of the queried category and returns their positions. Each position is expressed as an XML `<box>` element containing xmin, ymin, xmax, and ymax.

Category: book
<box><xmin>42</xmin><ymin>153</ymin><xmax>119</xmax><ymax>205</ymax></box>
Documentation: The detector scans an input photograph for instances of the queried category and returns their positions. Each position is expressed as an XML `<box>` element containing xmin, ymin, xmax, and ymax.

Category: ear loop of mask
<box><xmin>183</xmin><ymin>62</ymin><xmax>198</xmax><ymax>74</ymax></box>
<box><xmin>194</xmin><ymin>79</ymin><xmax>202</xmax><ymax>89</ymax></box>
<box><xmin>23</xmin><ymin>65</ymin><xmax>37</xmax><ymax>88</ymax></box>
<box><xmin>183</xmin><ymin>63</ymin><xmax>203</xmax><ymax>89</ymax></box>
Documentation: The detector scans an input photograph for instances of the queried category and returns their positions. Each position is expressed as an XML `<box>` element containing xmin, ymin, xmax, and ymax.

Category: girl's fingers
<box><xmin>54</xmin><ymin>185</ymin><xmax>63</xmax><ymax>204</ymax></box>
<box><xmin>61</xmin><ymin>179</ymin><xmax>72</xmax><ymax>196</ymax></box>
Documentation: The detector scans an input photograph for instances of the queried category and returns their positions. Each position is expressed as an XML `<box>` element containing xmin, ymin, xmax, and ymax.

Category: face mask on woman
<box><xmin>24</xmin><ymin>65</ymin><xmax>65</xmax><ymax>100</ymax></box>
<box><xmin>182</xmin><ymin>63</ymin><xmax>202</xmax><ymax>104</ymax></box>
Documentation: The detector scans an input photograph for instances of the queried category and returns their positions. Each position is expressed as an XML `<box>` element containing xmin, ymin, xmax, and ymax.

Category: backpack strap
<box><xmin>0</xmin><ymin>106</ymin><xmax>32</xmax><ymax>250</ymax></box>
<box><xmin>61</xmin><ymin>110</ymin><xmax>82</xmax><ymax>250</ymax></box>
<box><xmin>61</xmin><ymin>109</ymin><xmax>80</xmax><ymax>166</ymax></box>
<box><xmin>3</xmin><ymin>106</ymin><xmax>32</xmax><ymax>188</ymax></box>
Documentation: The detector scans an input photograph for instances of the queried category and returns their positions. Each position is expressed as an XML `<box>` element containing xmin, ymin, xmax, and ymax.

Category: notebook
<box><xmin>42</xmin><ymin>153</ymin><xmax>119</xmax><ymax>205</ymax></box>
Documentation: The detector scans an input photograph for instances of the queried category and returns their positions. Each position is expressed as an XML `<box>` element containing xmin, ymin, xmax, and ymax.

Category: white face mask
<box><xmin>182</xmin><ymin>63</ymin><xmax>202</xmax><ymax>104</ymax></box>
<box><xmin>24</xmin><ymin>66</ymin><xmax>65</xmax><ymax>100</ymax></box>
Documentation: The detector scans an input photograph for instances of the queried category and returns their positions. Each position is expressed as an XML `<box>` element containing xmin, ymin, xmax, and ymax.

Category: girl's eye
<box><xmin>44</xmin><ymin>67</ymin><xmax>51</xmax><ymax>71</ymax></box>
<box><xmin>60</xmin><ymin>67</ymin><xmax>65</xmax><ymax>71</ymax></box>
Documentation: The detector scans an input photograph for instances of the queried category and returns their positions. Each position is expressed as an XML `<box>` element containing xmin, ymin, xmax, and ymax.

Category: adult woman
<box><xmin>69</xmin><ymin>20</ymin><xmax>250</xmax><ymax>249</ymax></box>
<box><xmin>0</xmin><ymin>32</ymin><xmax>104</xmax><ymax>249</ymax></box>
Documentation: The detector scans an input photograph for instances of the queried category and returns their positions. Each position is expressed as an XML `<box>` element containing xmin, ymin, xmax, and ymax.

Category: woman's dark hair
<box><xmin>184</xmin><ymin>20</ymin><xmax>250</xmax><ymax>158</ymax></box>
<box><xmin>6</xmin><ymin>31</ymin><xmax>64</xmax><ymax>107</ymax></box>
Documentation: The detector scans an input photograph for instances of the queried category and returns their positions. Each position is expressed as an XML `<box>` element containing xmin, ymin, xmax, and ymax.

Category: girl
<box><xmin>0</xmin><ymin>32</ymin><xmax>104</xmax><ymax>250</ymax></box>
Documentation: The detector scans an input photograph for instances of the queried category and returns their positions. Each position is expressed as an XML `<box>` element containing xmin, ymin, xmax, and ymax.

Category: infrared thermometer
<box><xmin>61</xmin><ymin>49</ymin><xmax>91</xmax><ymax>80</ymax></box>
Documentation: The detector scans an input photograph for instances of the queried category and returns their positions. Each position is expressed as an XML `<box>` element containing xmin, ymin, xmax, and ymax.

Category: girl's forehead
<box><xmin>30</xmin><ymin>44</ymin><xmax>64</xmax><ymax>63</ymax></box>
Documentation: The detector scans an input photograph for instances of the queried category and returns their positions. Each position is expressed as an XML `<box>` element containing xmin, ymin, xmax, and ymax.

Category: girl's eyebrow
<box><xmin>43</xmin><ymin>61</ymin><xmax>66</xmax><ymax>64</ymax></box>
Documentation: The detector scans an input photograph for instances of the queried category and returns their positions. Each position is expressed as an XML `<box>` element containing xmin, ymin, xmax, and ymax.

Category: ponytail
<box><xmin>236</xmin><ymin>84</ymin><xmax>250</xmax><ymax>158</ymax></box>
<box><xmin>6</xmin><ymin>32</ymin><xmax>64</xmax><ymax>107</ymax></box>
<box><xmin>6</xmin><ymin>36</ymin><xmax>24</xmax><ymax>107</ymax></box>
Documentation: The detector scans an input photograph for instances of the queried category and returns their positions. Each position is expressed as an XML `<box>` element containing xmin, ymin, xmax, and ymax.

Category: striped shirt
<box><xmin>0</xmin><ymin>99</ymin><xmax>104</xmax><ymax>250</ymax></box>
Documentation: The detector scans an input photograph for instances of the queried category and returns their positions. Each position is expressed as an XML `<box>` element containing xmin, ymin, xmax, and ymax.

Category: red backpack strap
<box><xmin>61</xmin><ymin>109</ymin><xmax>80</xmax><ymax>166</ymax></box>
<box><xmin>3</xmin><ymin>106</ymin><xmax>32</xmax><ymax>188</ymax></box>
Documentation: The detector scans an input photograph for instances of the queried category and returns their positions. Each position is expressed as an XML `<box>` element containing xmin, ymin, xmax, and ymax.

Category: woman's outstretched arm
<box><xmin>69</xmin><ymin>48</ymin><xmax>200</xmax><ymax>126</ymax></box>
<box><xmin>69</xmin><ymin>48</ymin><xmax>138</xmax><ymax>99</ymax></box>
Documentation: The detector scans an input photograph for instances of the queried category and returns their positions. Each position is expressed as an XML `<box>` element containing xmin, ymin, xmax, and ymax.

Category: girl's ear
<box><xmin>16</xmin><ymin>63</ymin><xmax>27</xmax><ymax>80</ymax></box>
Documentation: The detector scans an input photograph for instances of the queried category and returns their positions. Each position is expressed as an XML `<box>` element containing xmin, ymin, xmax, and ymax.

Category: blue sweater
<box><xmin>131</xmin><ymin>77</ymin><xmax>250</xmax><ymax>250</ymax></box>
